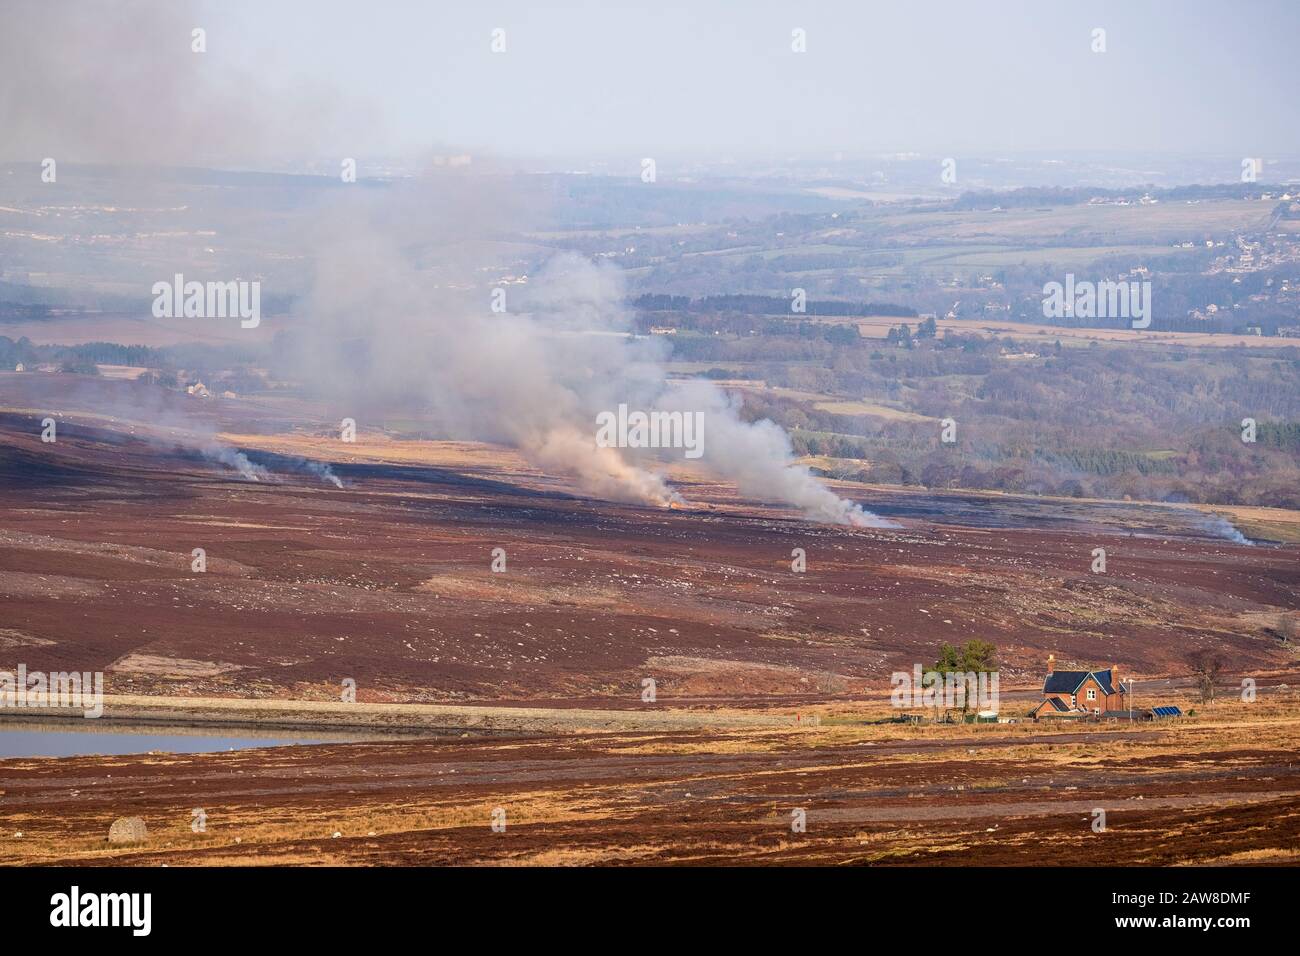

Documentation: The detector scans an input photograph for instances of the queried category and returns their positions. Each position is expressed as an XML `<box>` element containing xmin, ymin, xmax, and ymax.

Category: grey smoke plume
<box><xmin>202</xmin><ymin>445</ymin><xmax>342</xmax><ymax>487</ymax></box>
<box><xmin>3</xmin><ymin>1</ymin><xmax>885</xmax><ymax>525</ymax></box>
<box><xmin>41</xmin><ymin>380</ymin><xmax>278</xmax><ymax>484</ymax></box>
<box><xmin>303</xmin><ymin>460</ymin><xmax>344</xmax><ymax>489</ymax></box>
<box><xmin>664</xmin><ymin>379</ymin><xmax>891</xmax><ymax>526</ymax></box>
<box><xmin>0</xmin><ymin>0</ymin><xmax>370</xmax><ymax>165</ymax></box>
<box><xmin>288</xmin><ymin>177</ymin><xmax>892</xmax><ymax>526</ymax></box>
<box><xmin>201</xmin><ymin>443</ymin><xmax>269</xmax><ymax>482</ymax></box>
<box><xmin>1198</xmin><ymin>513</ymin><xmax>1253</xmax><ymax>546</ymax></box>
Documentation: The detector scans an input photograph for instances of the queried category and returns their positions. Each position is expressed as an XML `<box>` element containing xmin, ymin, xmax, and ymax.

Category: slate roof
<box><xmin>1042</xmin><ymin>670</ymin><xmax>1089</xmax><ymax>694</ymax></box>
<box><xmin>1043</xmin><ymin>668</ymin><xmax>1117</xmax><ymax>695</ymax></box>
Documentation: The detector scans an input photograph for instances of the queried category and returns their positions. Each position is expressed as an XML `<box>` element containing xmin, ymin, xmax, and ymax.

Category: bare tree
<box><xmin>1277</xmin><ymin>614</ymin><xmax>1298</xmax><ymax>648</ymax></box>
<box><xmin>1186</xmin><ymin>650</ymin><xmax>1226</xmax><ymax>704</ymax></box>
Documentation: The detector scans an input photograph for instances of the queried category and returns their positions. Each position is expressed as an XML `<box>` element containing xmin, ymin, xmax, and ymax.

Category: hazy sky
<box><xmin>214</xmin><ymin>0</ymin><xmax>1300</xmax><ymax>161</ymax></box>
<box><xmin>7</xmin><ymin>1</ymin><xmax>1299</xmax><ymax>166</ymax></box>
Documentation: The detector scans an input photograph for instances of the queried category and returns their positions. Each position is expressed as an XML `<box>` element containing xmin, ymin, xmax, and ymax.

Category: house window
<box><xmin>1087</xmin><ymin>689</ymin><xmax>1096</xmax><ymax>701</ymax></box>
<box><xmin>1093</xmin><ymin>707</ymin><xmax>1100</xmax><ymax>716</ymax></box>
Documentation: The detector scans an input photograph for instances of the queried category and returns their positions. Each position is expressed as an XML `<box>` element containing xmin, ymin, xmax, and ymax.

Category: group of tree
<box><xmin>931</xmin><ymin>640</ymin><xmax>998</xmax><ymax>720</ymax></box>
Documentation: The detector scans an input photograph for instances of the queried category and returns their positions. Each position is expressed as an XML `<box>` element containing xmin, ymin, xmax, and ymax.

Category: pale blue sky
<box><xmin>5</xmin><ymin>0</ymin><xmax>1297</xmax><ymax>166</ymax></box>
<box><xmin>216</xmin><ymin>0</ymin><xmax>1300</xmax><ymax>160</ymax></box>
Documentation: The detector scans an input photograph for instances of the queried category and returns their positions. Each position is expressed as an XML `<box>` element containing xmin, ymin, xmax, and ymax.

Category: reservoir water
<box><xmin>0</xmin><ymin>724</ymin><xmax>354</xmax><ymax>758</ymax></box>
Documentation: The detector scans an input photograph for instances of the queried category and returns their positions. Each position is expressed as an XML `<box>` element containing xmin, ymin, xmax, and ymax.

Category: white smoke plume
<box><xmin>0</xmin><ymin>2</ymin><xmax>887</xmax><ymax>525</ymax></box>
<box><xmin>201</xmin><ymin>444</ymin><xmax>270</xmax><ymax>482</ymax></box>
<box><xmin>288</xmin><ymin>178</ymin><xmax>892</xmax><ymax>527</ymax></box>
<box><xmin>664</xmin><ymin>379</ymin><xmax>892</xmax><ymax>526</ymax></box>
<box><xmin>0</xmin><ymin>0</ymin><xmax>371</xmax><ymax>166</ymax></box>
<box><xmin>303</xmin><ymin>460</ymin><xmax>344</xmax><ymax>489</ymax></box>
<box><xmin>1197</xmin><ymin>513</ymin><xmax>1253</xmax><ymax>546</ymax></box>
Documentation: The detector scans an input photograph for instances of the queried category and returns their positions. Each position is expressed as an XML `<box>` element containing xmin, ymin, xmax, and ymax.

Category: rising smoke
<box><xmin>2</xmin><ymin>0</ymin><xmax>888</xmax><ymax>525</ymax></box>
<box><xmin>0</xmin><ymin>0</ymin><xmax>368</xmax><ymax>166</ymax></box>
<box><xmin>1196</xmin><ymin>513</ymin><xmax>1254</xmax><ymax>546</ymax></box>
<box><xmin>288</xmin><ymin>179</ymin><xmax>892</xmax><ymax>526</ymax></box>
<box><xmin>201</xmin><ymin>443</ymin><xmax>270</xmax><ymax>482</ymax></box>
<box><xmin>303</xmin><ymin>460</ymin><xmax>345</xmax><ymax>489</ymax></box>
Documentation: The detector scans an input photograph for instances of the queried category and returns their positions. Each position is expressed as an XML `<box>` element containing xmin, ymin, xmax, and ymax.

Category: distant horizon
<box><xmin>7</xmin><ymin>147</ymin><xmax>1300</xmax><ymax>176</ymax></box>
<box><xmin>5</xmin><ymin>0</ymin><xmax>1300</xmax><ymax>166</ymax></box>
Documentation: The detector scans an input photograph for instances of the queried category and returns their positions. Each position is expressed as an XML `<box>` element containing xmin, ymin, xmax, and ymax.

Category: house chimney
<box><xmin>1047</xmin><ymin>653</ymin><xmax>1055</xmax><ymax>673</ymax></box>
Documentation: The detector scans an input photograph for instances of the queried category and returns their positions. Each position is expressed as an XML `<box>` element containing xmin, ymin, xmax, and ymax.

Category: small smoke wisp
<box><xmin>303</xmin><ymin>460</ymin><xmax>344</xmax><ymax>488</ymax></box>
<box><xmin>1198</xmin><ymin>513</ymin><xmax>1253</xmax><ymax>546</ymax></box>
<box><xmin>200</xmin><ymin>443</ymin><xmax>270</xmax><ymax>482</ymax></box>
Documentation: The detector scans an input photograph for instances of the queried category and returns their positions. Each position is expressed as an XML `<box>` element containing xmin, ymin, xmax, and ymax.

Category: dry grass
<box><xmin>219</xmin><ymin>432</ymin><xmax>533</xmax><ymax>472</ymax></box>
<box><xmin>6</xmin><ymin>690</ymin><xmax>1299</xmax><ymax>867</ymax></box>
